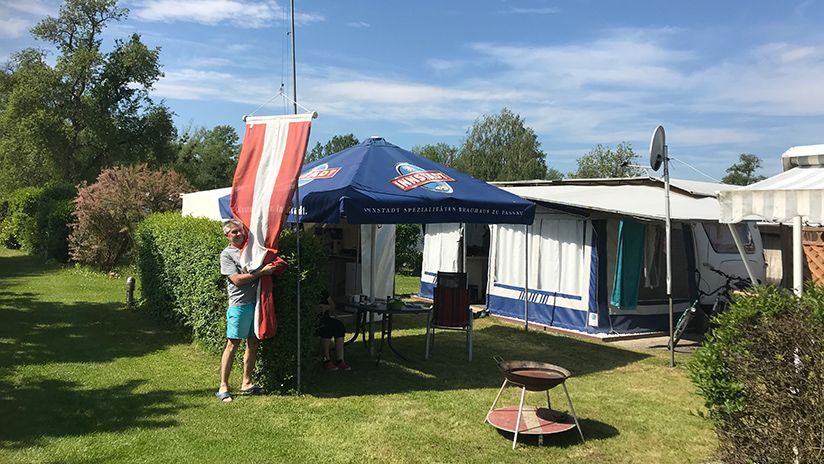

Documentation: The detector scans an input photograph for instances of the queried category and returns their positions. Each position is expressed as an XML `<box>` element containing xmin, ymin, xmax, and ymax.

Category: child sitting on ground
<box><xmin>316</xmin><ymin>291</ymin><xmax>351</xmax><ymax>371</ymax></box>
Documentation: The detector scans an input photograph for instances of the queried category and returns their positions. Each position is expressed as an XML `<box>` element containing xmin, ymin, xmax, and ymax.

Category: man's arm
<box><xmin>228</xmin><ymin>262</ymin><xmax>278</xmax><ymax>286</ymax></box>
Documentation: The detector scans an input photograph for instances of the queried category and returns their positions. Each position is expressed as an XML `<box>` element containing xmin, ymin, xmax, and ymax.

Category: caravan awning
<box><xmin>499</xmin><ymin>182</ymin><xmax>721</xmax><ymax>222</ymax></box>
<box><xmin>718</xmin><ymin>166</ymin><xmax>824</xmax><ymax>224</ymax></box>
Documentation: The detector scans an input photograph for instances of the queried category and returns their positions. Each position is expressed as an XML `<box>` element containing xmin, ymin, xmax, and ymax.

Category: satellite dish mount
<box><xmin>649</xmin><ymin>124</ymin><xmax>675</xmax><ymax>368</ymax></box>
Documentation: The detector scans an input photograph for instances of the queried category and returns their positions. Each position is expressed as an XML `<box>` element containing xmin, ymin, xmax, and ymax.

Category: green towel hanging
<box><xmin>611</xmin><ymin>219</ymin><xmax>646</xmax><ymax>309</ymax></box>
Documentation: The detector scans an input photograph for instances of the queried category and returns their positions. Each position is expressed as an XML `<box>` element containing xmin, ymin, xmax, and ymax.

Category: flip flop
<box><xmin>239</xmin><ymin>385</ymin><xmax>263</xmax><ymax>395</ymax></box>
<box><xmin>215</xmin><ymin>391</ymin><xmax>233</xmax><ymax>402</ymax></box>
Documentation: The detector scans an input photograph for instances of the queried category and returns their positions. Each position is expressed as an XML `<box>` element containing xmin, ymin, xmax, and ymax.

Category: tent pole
<box><xmin>727</xmin><ymin>224</ymin><xmax>758</xmax><ymax>285</ymax></box>
<box><xmin>461</xmin><ymin>223</ymin><xmax>466</xmax><ymax>273</ymax></box>
<box><xmin>793</xmin><ymin>216</ymin><xmax>803</xmax><ymax>296</ymax></box>
<box><xmin>524</xmin><ymin>223</ymin><xmax>529</xmax><ymax>332</ymax></box>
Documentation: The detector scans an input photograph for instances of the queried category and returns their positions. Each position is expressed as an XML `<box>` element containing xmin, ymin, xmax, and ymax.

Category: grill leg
<box><xmin>486</xmin><ymin>378</ymin><xmax>509</xmax><ymax>423</ymax></box>
<box><xmin>512</xmin><ymin>386</ymin><xmax>526</xmax><ymax>449</ymax></box>
<box><xmin>546</xmin><ymin>389</ymin><xmax>551</xmax><ymax>410</ymax></box>
<box><xmin>562</xmin><ymin>382</ymin><xmax>584</xmax><ymax>443</ymax></box>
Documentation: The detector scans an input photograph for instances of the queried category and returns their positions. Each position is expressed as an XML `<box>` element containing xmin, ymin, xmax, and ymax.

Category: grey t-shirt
<box><xmin>220</xmin><ymin>246</ymin><xmax>258</xmax><ymax>306</ymax></box>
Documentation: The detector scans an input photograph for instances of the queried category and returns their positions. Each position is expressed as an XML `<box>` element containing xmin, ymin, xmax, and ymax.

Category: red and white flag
<box><xmin>230</xmin><ymin>114</ymin><xmax>313</xmax><ymax>339</ymax></box>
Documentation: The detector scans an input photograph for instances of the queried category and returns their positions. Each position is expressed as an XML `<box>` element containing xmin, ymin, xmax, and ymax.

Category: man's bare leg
<box><xmin>241</xmin><ymin>337</ymin><xmax>259</xmax><ymax>390</ymax></box>
<box><xmin>219</xmin><ymin>338</ymin><xmax>241</xmax><ymax>401</ymax></box>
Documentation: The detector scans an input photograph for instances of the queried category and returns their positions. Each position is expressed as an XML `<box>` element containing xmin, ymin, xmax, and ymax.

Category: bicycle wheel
<box><xmin>669</xmin><ymin>306</ymin><xmax>696</xmax><ymax>350</ymax></box>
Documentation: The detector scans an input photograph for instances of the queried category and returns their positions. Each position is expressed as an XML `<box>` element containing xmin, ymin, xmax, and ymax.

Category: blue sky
<box><xmin>2</xmin><ymin>1</ymin><xmax>824</xmax><ymax>181</ymax></box>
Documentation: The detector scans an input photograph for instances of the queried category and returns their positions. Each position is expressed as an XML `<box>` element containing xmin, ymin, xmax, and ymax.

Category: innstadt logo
<box><xmin>390</xmin><ymin>163</ymin><xmax>454</xmax><ymax>193</ymax></box>
<box><xmin>298</xmin><ymin>163</ymin><xmax>340</xmax><ymax>187</ymax></box>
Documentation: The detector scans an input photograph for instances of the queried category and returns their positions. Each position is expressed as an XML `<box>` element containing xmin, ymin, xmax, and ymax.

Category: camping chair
<box><xmin>425</xmin><ymin>272</ymin><xmax>472</xmax><ymax>362</ymax></box>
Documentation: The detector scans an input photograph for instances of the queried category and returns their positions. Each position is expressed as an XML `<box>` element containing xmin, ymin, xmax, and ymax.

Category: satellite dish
<box><xmin>649</xmin><ymin>125</ymin><xmax>666</xmax><ymax>171</ymax></box>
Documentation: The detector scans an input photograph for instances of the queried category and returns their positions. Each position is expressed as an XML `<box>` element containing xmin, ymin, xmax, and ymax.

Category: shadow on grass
<box><xmin>0</xmin><ymin>254</ymin><xmax>49</xmax><ymax>289</ymax></box>
<box><xmin>0</xmin><ymin>378</ymin><xmax>185</xmax><ymax>449</ymax></box>
<box><xmin>0</xmin><ymin>253</ymin><xmax>191</xmax><ymax>447</ymax></box>
<box><xmin>0</xmin><ymin>296</ymin><xmax>180</xmax><ymax>367</ymax></box>
<box><xmin>491</xmin><ymin>417</ymin><xmax>619</xmax><ymax>448</ymax></box>
<box><xmin>306</xmin><ymin>318</ymin><xmax>649</xmax><ymax>397</ymax></box>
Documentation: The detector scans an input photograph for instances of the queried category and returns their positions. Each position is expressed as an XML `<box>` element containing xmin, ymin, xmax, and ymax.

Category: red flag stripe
<box><xmin>230</xmin><ymin>123</ymin><xmax>267</xmax><ymax>227</ymax></box>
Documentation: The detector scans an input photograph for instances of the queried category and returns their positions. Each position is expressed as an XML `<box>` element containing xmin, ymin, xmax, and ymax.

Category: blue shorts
<box><xmin>226</xmin><ymin>304</ymin><xmax>255</xmax><ymax>340</ymax></box>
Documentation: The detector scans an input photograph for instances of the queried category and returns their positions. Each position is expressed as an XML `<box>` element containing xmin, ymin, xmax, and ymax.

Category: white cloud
<box><xmin>688</xmin><ymin>42</ymin><xmax>824</xmax><ymax>116</ymax></box>
<box><xmin>0</xmin><ymin>0</ymin><xmax>57</xmax><ymax>39</ymax></box>
<box><xmin>346</xmin><ymin>21</ymin><xmax>369</xmax><ymax>28</ymax></box>
<box><xmin>0</xmin><ymin>17</ymin><xmax>28</xmax><ymax>38</ymax></box>
<box><xmin>1</xmin><ymin>0</ymin><xmax>55</xmax><ymax>17</ymax></box>
<box><xmin>132</xmin><ymin>0</ymin><xmax>323</xmax><ymax>28</ymax></box>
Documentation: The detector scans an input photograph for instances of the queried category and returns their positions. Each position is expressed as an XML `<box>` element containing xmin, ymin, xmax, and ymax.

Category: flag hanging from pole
<box><xmin>230</xmin><ymin>113</ymin><xmax>313</xmax><ymax>340</ymax></box>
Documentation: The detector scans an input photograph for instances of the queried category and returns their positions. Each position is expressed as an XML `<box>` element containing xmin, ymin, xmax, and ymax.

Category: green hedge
<box><xmin>0</xmin><ymin>186</ymin><xmax>41</xmax><ymax>250</ymax></box>
<box><xmin>0</xmin><ymin>182</ymin><xmax>75</xmax><ymax>261</ymax></box>
<box><xmin>689</xmin><ymin>284</ymin><xmax>824</xmax><ymax>463</ymax></box>
<box><xmin>135</xmin><ymin>212</ymin><xmax>326</xmax><ymax>393</ymax></box>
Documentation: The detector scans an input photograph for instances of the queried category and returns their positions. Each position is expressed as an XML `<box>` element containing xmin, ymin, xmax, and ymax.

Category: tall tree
<box><xmin>306</xmin><ymin>134</ymin><xmax>359</xmax><ymax>163</ymax></box>
<box><xmin>0</xmin><ymin>0</ymin><xmax>176</xmax><ymax>195</ymax></box>
<box><xmin>722</xmin><ymin>153</ymin><xmax>766</xmax><ymax>186</ymax></box>
<box><xmin>569</xmin><ymin>143</ymin><xmax>644</xmax><ymax>178</ymax></box>
<box><xmin>175</xmin><ymin>125</ymin><xmax>240</xmax><ymax>190</ymax></box>
<box><xmin>454</xmin><ymin>108</ymin><xmax>548</xmax><ymax>181</ymax></box>
<box><xmin>412</xmin><ymin>143</ymin><xmax>458</xmax><ymax>167</ymax></box>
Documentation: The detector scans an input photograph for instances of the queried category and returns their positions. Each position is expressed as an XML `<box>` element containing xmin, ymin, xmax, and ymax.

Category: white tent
<box><xmin>719</xmin><ymin>144</ymin><xmax>824</xmax><ymax>295</ymax></box>
<box><xmin>181</xmin><ymin>188</ymin><xmax>396</xmax><ymax>300</ymax></box>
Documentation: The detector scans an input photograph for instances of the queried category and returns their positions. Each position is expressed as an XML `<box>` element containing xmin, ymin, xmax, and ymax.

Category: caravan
<box><xmin>421</xmin><ymin>178</ymin><xmax>766</xmax><ymax>335</ymax></box>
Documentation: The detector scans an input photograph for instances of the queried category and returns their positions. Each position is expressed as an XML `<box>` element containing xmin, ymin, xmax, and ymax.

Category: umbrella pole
<box><xmin>793</xmin><ymin>216</ymin><xmax>803</xmax><ymax>296</ymax></box>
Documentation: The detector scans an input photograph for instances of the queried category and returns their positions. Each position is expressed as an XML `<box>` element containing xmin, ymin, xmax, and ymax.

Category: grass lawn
<box><xmin>0</xmin><ymin>249</ymin><xmax>716</xmax><ymax>463</ymax></box>
<box><xmin>395</xmin><ymin>273</ymin><xmax>421</xmax><ymax>297</ymax></box>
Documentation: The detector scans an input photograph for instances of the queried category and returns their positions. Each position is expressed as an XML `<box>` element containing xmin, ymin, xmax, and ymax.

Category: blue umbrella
<box><xmin>219</xmin><ymin>137</ymin><xmax>535</xmax><ymax>225</ymax></box>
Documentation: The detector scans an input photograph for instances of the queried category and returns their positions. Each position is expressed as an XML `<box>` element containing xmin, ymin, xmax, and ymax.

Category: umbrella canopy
<box><xmin>220</xmin><ymin>137</ymin><xmax>535</xmax><ymax>225</ymax></box>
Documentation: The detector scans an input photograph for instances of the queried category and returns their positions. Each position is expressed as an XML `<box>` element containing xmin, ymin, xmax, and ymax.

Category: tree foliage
<box><xmin>306</xmin><ymin>134</ymin><xmax>359</xmax><ymax>163</ymax></box>
<box><xmin>0</xmin><ymin>0</ymin><xmax>176</xmax><ymax>195</ymax></box>
<box><xmin>412</xmin><ymin>143</ymin><xmax>459</xmax><ymax>167</ymax></box>
<box><xmin>454</xmin><ymin>108</ymin><xmax>548</xmax><ymax>181</ymax></box>
<box><xmin>722</xmin><ymin>153</ymin><xmax>766</xmax><ymax>186</ymax></box>
<box><xmin>69</xmin><ymin>164</ymin><xmax>191</xmax><ymax>270</ymax></box>
<box><xmin>569</xmin><ymin>143</ymin><xmax>644</xmax><ymax>178</ymax></box>
<box><xmin>175</xmin><ymin>125</ymin><xmax>240</xmax><ymax>190</ymax></box>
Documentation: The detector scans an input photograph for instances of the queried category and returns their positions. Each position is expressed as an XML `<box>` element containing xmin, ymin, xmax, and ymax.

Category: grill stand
<box><xmin>485</xmin><ymin>377</ymin><xmax>585</xmax><ymax>449</ymax></box>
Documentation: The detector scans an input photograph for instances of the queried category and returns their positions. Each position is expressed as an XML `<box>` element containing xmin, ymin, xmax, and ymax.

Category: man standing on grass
<box><xmin>216</xmin><ymin>219</ymin><xmax>282</xmax><ymax>402</ymax></box>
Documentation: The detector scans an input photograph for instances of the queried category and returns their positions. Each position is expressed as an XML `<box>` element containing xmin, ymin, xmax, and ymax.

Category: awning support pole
<box><xmin>727</xmin><ymin>224</ymin><xmax>758</xmax><ymax>285</ymax></box>
<box><xmin>793</xmin><ymin>216</ymin><xmax>803</xmax><ymax>296</ymax></box>
<box><xmin>524</xmin><ymin>224</ymin><xmax>529</xmax><ymax>331</ymax></box>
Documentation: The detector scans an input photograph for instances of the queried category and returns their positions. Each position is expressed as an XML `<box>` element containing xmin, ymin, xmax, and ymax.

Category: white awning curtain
<box><xmin>718</xmin><ymin>166</ymin><xmax>824</xmax><ymax>224</ymax></box>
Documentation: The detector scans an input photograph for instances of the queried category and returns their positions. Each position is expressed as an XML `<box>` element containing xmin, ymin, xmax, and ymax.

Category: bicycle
<box><xmin>669</xmin><ymin>266</ymin><xmax>751</xmax><ymax>350</ymax></box>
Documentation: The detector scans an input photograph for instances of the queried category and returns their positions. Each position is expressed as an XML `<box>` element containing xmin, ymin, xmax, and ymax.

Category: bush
<box><xmin>0</xmin><ymin>182</ymin><xmax>76</xmax><ymax>260</ymax></box>
<box><xmin>32</xmin><ymin>182</ymin><xmax>76</xmax><ymax>262</ymax></box>
<box><xmin>135</xmin><ymin>213</ymin><xmax>326</xmax><ymax>393</ymax></box>
<box><xmin>689</xmin><ymin>284</ymin><xmax>824</xmax><ymax>463</ymax></box>
<box><xmin>0</xmin><ymin>186</ymin><xmax>42</xmax><ymax>250</ymax></box>
<box><xmin>70</xmin><ymin>164</ymin><xmax>192</xmax><ymax>270</ymax></box>
<box><xmin>396</xmin><ymin>223</ymin><xmax>422</xmax><ymax>275</ymax></box>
